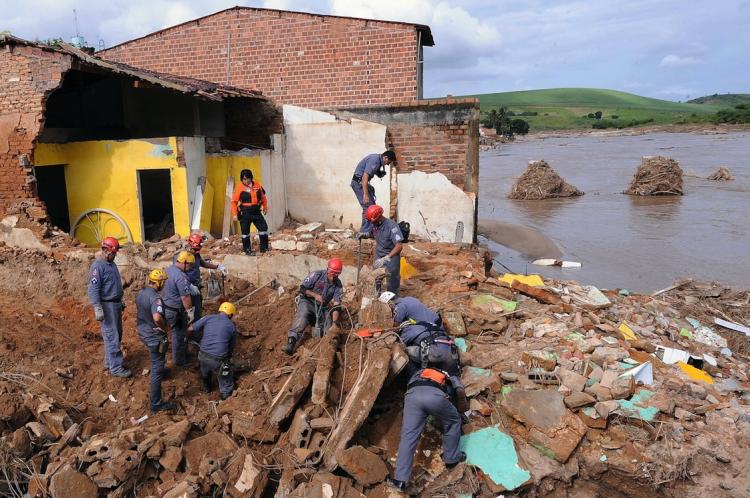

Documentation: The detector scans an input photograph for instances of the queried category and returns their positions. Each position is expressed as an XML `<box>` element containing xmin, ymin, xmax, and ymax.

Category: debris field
<box><xmin>1</xmin><ymin>219</ymin><xmax>749</xmax><ymax>498</ymax></box>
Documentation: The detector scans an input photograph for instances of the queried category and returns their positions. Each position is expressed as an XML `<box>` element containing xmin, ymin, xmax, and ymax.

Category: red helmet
<box><xmin>365</xmin><ymin>204</ymin><xmax>384</xmax><ymax>223</ymax></box>
<box><xmin>327</xmin><ymin>257</ymin><xmax>343</xmax><ymax>276</ymax></box>
<box><xmin>187</xmin><ymin>233</ymin><xmax>204</xmax><ymax>251</ymax></box>
<box><xmin>101</xmin><ymin>236</ymin><xmax>120</xmax><ymax>254</ymax></box>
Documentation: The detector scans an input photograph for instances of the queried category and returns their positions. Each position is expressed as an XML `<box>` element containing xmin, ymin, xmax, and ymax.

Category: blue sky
<box><xmin>2</xmin><ymin>0</ymin><xmax>749</xmax><ymax>100</ymax></box>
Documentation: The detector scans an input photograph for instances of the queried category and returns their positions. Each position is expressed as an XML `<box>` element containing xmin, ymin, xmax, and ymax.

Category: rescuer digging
<box><xmin>284</xmin><ymin>258</ymin><xmax>344</xmax><ymax>355</ymax></box>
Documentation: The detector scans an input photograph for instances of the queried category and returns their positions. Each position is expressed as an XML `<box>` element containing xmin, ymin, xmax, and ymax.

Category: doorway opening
<box><xmin>138</xmin><ymin>169</ymin><xmax>175</xmax><ymax>242</ymax></box>
<box><xmin>34</xmin><ymin>165</ymin><xmax>71</xmax><ymax>232</ymax></box>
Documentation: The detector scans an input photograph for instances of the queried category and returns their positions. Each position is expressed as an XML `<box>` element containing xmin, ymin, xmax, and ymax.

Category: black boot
<box><xmin>242</xmin><ymin>236</ymin><xmax>255</xmax><ymax>256</ymax></box>
<box><xmin>386</xmin><ymin>478</ymin><xmax>407</xmax><ymax>491</ymax></box>
<box><xmin>151</xmin><ymin>401</ymin><xmax>175</xmax><ymax>413</ymax></box>
<box><xmin>202</xmin><ymin>375</ymin><xmax>212</xmax><ymax>393</ymax></box>
<box><xmin>259</xmin><ymin>233</ymin><xmax>269</xmax><ymax>253</ymax></box>
<box><xmin>283</xmin><ymin>337</ymin><xmax>296</xmax><ymax>355</ymax></box>
<box><xmin>445</xmin><ymin>451</ymin><xmax>467</xmax><ymax>469</ymax></box>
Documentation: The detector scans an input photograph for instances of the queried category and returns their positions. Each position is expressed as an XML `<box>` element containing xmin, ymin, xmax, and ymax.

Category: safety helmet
<box><xmin>240</xmin><ymin>169</ymin><xmax>253</xmax><ymax>181</ymax></box>
<box><xmin>365</xmin><ymin>204</ymin><xmax>384</xmax><ymax>223</ymax></box>
<box><xmin>187</xmin><ymin>233</ymin><xmax>204</xmax><ymax>251</ymax></box>
<box><xmin>327</xmin><ymin>257</ymin><xmax>343</xmax><ymax>276</ymax></box>
<box><xmin>176</xmin><ymin>250</ymin><xmax>196</xmax><ymax>265</ymax></box>
<box><xmin>378</xmin><ymin>291</ymin><xmax>396</xmax><ymax>304</ymax></box>
<box><xmin>148</xmin><ymin>268</ymin><xmax>168</xmax><ymax>286</ymax></box>
<box><xmin>101</xmin><ymin>236</ymin><xmax>120</xmax><ymax>254</ymax></box>
<box><xmin>219</xmin><ymin>302</ymin><xmax>237</xmax><ymax>317</ymax></box>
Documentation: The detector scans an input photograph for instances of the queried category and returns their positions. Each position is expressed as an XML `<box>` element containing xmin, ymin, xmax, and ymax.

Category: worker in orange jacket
<box><xmin>231</xmin><ymin>169</ymin><xmax>269</xmax><ymax>255</ymax></box>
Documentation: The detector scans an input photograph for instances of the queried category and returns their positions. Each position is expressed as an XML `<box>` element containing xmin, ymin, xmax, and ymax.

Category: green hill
<box><xmin>688</xmin><ymin>93</ymin><xmax>750</xmax><ymax>106</ymax></box>
<box><xmin>461</xmin><ymin>88</ymin><xmax>725</xmax><ymax>132</ymax></box>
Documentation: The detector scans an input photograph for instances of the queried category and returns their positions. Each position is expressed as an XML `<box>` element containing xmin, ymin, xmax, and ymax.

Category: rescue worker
<box><xmin>163</xmin><ymin>251</ymin><xmax>195</xmax><ymax>366</ymax></box>
<box><xmin>188</xmin><ymin>302</ymin><xmax>238</xmax><ymax>400</ymax></box>
<box><xmin>351</xmin><ymin>150</ymin><xmax>396</xmax><ymax>234</ymax></box>
<box><xmin>135</xmin><ymin>269</ymin><xmax>175</xmax><ymax>412</ymax></box>
<box><xmin>378</xmin><ymin>292</ymin><xmax>467</xmax><ymax>491</ymax></box>
<box><xmin>88</xmin><ymin>236</ymin><xmax>131</xmax><ymax>378</ymax></box>
<box><xmin>284</xmin><ymin>258</ymin><xmax>343</xmax><ymax>355</ymax></box>
<box><xmin>174</xmin><ymin>233</ymin><xmax>227</xmax><ymax>319</ymax></box>
<box><xmin>359</xmin><ymin>204</ymin><xmax>403</xmax><ymax>295</ymax></box>
<box><xmin>231</xmin><ymin>169</ymin><xmax>269</xmax><ymax>255</ymax></box>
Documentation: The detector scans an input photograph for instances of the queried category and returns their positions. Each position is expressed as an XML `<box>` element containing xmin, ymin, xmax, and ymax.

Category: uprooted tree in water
<box><xmin>625</xmin><ymin>156</ymin><xmax>684</xmax><ymax>195</ymax></box>
<box><xmin>508</xmin><ymin>160</ymin><xmax>584</xmax><ymax>200</ymax></box>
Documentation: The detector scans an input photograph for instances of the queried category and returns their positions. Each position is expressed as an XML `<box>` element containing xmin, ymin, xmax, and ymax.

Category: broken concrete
<box><xmin>336</xmin><ymin>445</ymin><xmax>389</xmax><ymax>486</ymax></box>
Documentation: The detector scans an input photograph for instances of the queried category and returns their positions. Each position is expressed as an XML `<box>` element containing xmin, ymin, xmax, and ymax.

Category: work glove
<box><xmin>186</xmin><ymin>307</ymin><xmax>196</xmax><ymax>324</ymax></box>
<box><xmin>455</xmin><ymin>387</ymin><xmax>470</xmax><ymax>414</ymax></box>
<box><xmin>120</xmin><ymin>300</ymin><xmax>126</xmax><ymax>311</ymax></box>
<box><xmin>189</xmin><ymin>284</ymin><xmax>201</xmax><ymax>296</ymax></box>
<box><xmin>93</xmin><ymin>304</ymin><xmax>104</xmax><ymax>321</ymax></box>
<box><xmin>372</xmin><ymin>255</ymin><xmax>391</xmax><ymax>269</ymax></box>
<box><xmin>217</xmin><ymin>264</ymin><xmax>228</xmax><ymax>276</ymax></box>
<box><xmin>355</xmin><ymin>232</ymin><xmax>370</xmax><ymax>240</ymax></box>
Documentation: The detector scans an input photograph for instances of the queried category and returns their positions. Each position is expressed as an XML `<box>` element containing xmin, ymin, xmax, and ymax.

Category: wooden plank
<box><xmin>222</xmin><ymin>175</ymin><xmax>235</xmax><ymax>238</ymax></box>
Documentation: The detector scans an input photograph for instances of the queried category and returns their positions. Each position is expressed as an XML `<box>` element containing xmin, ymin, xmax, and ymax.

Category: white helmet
<box><xmin>378</xmin><ymin>291</ymin><xmax>396</xmax><ymax>304</ymax></box>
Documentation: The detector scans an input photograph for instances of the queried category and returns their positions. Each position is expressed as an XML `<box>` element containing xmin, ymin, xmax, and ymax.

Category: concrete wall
<box><xmin>283</xmin><ymin>105</ymin><xmax>389</xmax><ymax>229</ymax></box>
<box><xmin>180</xmin><ymin>136</ymin><xmax>206</xmax><ymax>227</ymax></box>
<box><xmin>397</xmin><ymin>171</ymin><xmax>475</xmax><ymax>243</ymax></box>
<box><xmin>330</xmin><ymin>99</ymin><xmax>480</xmax><ymax>242</ymax></box>
<box><xmin>34</xmin><ymin>137</ymin><xmax>191</xmax><ymax>245</ymax></box>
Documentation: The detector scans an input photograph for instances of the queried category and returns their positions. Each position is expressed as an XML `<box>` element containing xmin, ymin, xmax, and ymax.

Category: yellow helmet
<box><xmin>219</xmin><ymin>302</ymin><xmax>237</xmax><ymax>317</ymax></box>
<box><xmin>176</xmin><ymin>250</ymin><xmax>196</xmax><ymax>264</ymax></box>
<box><xmin>148</xmin><ymin>268</ymin><xmax>168</xmax><ymax>285</ymax></box>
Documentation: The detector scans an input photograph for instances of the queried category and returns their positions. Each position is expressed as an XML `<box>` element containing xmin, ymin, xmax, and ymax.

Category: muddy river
<box><xmin>479</xmin><ymin>132</ymin><xmax>750</xmax><ymax>293</ymax></box>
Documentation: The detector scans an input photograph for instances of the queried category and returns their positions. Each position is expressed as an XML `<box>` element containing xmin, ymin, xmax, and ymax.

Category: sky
<box><xmin>2</xmin><ymin>0</ymin><xmax>749</xmax><ymax>101</ymax></box>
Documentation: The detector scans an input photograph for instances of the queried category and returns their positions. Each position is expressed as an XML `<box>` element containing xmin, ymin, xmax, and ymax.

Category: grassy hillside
<box><xmin>688</xmin><ymin>93</ymin><xmax>750</xmax><ymax>106</ymax></box>
<box><xmin>462</xmin><ymin>88</ymin><xmax>725</xmax><ymax>132</ymax></box>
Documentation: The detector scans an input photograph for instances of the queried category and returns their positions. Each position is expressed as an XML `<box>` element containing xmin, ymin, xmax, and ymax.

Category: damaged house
<box><xmin>1</xmin><ymin>7</ymin><xmax>479</xmax><ymax>247</ymax></box>
<box><xmin>0</xmin><ymin>35</ymin><xmax>282</xmax><ymax>245</ymax></box>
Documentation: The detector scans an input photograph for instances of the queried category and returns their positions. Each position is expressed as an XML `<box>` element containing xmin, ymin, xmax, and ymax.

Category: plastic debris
<box><xmin>500</xmin><ymin>273</ymin><xmax>544</xmax><ymax>287</ymax></box>
<box><xmin>460</xmin><ymin>426</ymin><xmax>531</xmax><ymax>490</ymax></box>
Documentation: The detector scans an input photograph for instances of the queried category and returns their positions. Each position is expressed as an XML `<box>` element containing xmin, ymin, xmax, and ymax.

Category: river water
<box><xmin>479</xmin><ymin>132</ymin><xmax>750</xmax><ymax>293</ymax></box>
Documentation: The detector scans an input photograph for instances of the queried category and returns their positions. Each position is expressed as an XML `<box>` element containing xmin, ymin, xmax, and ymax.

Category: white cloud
<box><xmin>262</xmin><ymin>0</ymin><xmax>292</xmax><ymax>9</ymax></box>
<box><xmin>660</xmin><ymin>54</ymin><xmax>703</xmax><ymax>67</ymax></box>
<box><xmin>329</xmin><ymin>0</ymin><xmax>500</xmax><ymax>68</ymax></box>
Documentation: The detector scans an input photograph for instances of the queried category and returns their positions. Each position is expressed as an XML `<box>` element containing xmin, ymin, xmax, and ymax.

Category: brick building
<box><xmin>99</xmin><ymin>6</ymin><xmax>434</xmax><ymax>109</ymax></box>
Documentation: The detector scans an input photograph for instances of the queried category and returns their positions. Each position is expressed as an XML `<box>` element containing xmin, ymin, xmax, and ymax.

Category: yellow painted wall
<box><xmin>34</xmin><ymin>138</ymin><xmax>191</xmax><ymax>245</ymax></box>
<box><xmin>206</xmin><ymin>154</ymin><xmax>262</xmax><ymax>235</ymax></box>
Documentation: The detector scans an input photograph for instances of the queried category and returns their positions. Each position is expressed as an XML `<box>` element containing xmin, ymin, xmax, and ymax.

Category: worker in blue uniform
<box><xmin>135</xmin><ymin>268</ymin><xmax>174</xmax><ymax>412</ymax></box>
<box><xmin>162</xmin><ymin>251</ymin><xmax>195</xmax><ymax>366</ymax></box>
<box><xmin>351</xmin><ymin>150</ymin><xmax>395</xmax><ymax>234</ymax></box>
<box><xmin>87</xmin><ymin>236</ymin><xmax>131</xmax><ymax>378</ymax></box>
<box><xmin>188</xmin><ymin>302</ymin><xmax>238</xmax><ymax>400</ymax></box>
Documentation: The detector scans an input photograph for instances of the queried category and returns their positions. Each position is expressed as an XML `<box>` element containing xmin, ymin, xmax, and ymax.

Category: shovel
<box><xmin>236</xmin><ymin>278</ymin><xmax>278</xmax><ymax>305</ymax></box>
<box><xmin>356</xmin><ymin>237</ymin><xmax>362</xmax><ymax>286</ymax></box>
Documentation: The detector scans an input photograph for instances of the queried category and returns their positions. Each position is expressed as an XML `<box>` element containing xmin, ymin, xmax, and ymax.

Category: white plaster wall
<box><xmin>264</xmin><ymin>134</ymin><xmax>286</xmax><ymax>232</ymax></box>
<box><xmin>283</xmin><ymin>107</ymin><xmax>389</xmax><ymax>228</ymax></box>
<box><xmin>397</xmin><ymin>171</ymin><xmax>475</xmax><ymax>243</ymax></box>
<box><xmin>181</xmin><ymin>136</ymin><xmax>206</xmax><ymax>226</ymax></box>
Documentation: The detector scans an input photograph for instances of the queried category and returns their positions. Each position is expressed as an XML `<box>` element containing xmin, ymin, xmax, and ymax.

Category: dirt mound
<box><xmin>508</xmin><ymin>160</ymin><xmax>584</xmax><ymax>200</ymax></box>
<box><xmin>625</xmin><ymin>156</ymin><xmax>684</xmax><ymax>195</ymax></box>
<box><xmin>707</xmin><ymin>166</ymin><xmax>734</xmax><ymax>181</ymax></box>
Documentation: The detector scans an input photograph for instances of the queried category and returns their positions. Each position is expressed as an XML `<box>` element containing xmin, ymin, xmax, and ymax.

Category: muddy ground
<box><xmin>0</xmin><ymin>226</ymin><xmax>749</xmax><ymax>497</ymax></box>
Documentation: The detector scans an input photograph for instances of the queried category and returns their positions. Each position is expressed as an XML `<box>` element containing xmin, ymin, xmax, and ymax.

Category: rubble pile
<box><xmin>508</xmin><ymin>160</ymin><xmax>584</xmax><ymax>200</ymax></box>
<box><xmin>625</xmin><ymin>156</ymin><xmax>684</xmax><ymax>196</ymax></box>
<box><xmin>707</xmin><ymin>166</ymin><xmax>734</xmax><ymax>181</ymax></box>
<box><xmin>1</xmin><ymin>222</ymin><xmax>749</xmax><ymax>497</ymax></box>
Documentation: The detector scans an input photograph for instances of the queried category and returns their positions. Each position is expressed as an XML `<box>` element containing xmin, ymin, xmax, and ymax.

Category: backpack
<box><xmin>398</xmin><ymin>221</ymin><xmax>411</xmax><ymax>243</ymax></box>
<box><xmin>405</xmin><ymin>322</ymin><xmax>460</xmax><ymax>374</ymax></box>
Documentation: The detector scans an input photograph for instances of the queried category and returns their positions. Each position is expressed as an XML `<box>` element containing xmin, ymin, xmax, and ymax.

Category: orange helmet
<box><xmin>327</xmin><ymin>257</ymin><xmax>343</xmax><ymax>276</ymax></box>
<box><xmin>187</xmin><ymin>233</ymin><xmax>204</xmax><ymax>251</ymax></box>
<box><xmin>101</xmin><ymin>236</ymin><xmax>120</xmax><ymax>254</ymax></box>
<box><xmin>365</xmin><ymin>205</ymin><xmax>384</xmax><ymax>223</ymax></box>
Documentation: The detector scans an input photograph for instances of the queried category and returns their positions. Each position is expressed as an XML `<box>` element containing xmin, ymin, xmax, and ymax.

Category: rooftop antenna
<box><xmin>71</xmin><ymin>9</ymin><xmax>86</xmax><ymax>48</ymax></box>
<box><xmin>73</xmin><ymin>9</ymin><xmax>81</xmax><ymax>37</ymax></box>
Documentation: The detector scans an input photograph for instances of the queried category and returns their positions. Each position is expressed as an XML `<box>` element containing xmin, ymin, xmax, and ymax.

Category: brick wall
<box><xmin>0</xmin><ymin>44</ymin><xmax>69</xmax><ymax>217</ymax></box>
<box><xmin>329</xmin><ymin>99</ymin><xmax>480</xmax><ymax>192</ymax></box>
<box><xmin>99</xmin><ymin>8</ymin><xmax>421</xmax><ymax>108</ymax></box>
